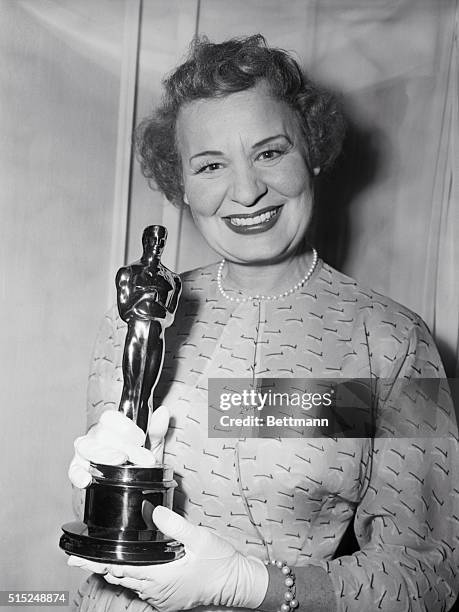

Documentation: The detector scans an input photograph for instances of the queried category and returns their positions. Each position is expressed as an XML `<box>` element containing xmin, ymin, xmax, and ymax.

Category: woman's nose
<box><xmin>229</xmin><ymin>165</ymin><xmax>267</xmax><ymax>207</ymax></box>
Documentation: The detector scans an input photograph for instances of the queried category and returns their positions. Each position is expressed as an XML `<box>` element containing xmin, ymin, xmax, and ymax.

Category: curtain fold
<box><xmin>422</xmin><ymin>4</ymin><xmax>458</xmax><ymax>375</ymax></box>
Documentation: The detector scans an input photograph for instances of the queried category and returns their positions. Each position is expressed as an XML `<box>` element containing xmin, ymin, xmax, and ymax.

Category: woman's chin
<box><xmin>217</xmin><ymin>245</ymin><xmax>301</xmax><ymax>267</ymax></box>
<box><xmin>213</xmin><ymin>232</ymin><xmax>309</xmax><ymax>267</ymax></box>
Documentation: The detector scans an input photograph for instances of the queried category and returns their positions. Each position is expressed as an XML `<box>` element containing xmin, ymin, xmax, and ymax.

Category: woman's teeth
<box><xmin>228</xmin><ymin>208</ymin><xmax>279</xmax><ymax>226</ymax></box>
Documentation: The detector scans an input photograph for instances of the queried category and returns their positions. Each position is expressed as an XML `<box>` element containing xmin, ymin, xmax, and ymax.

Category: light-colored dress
<box><xmin>74</xmin><ymin>260</ymin><xmax>458</xmax><ymax>612</ymax></box>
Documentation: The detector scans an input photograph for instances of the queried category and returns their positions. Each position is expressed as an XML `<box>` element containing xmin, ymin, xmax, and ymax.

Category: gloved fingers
<box><xmin>74</xmin><ymin>436</ymin><xmax>128</xmax><ymax>466</ymax></box>
<box><xmin>67</xmin><ymin>556</ymin><xmax>110</xmax><ymax>574</ymax></box>
<box><xmin>90</xmin><ymin>427</ymin><xmax>134</xmax><ymax>451</ymax></box>
<box><xmin>104</xmin><ymin>575</ymin><xmax>154</xmax><ymax>603</ymax></box>
<box><xmin>102</xmin><ymin>563</ymin><xmax>160</xmax><ymax>581</ymax></box>
<box><xmin>90</xmin><ymin>424</ymin><xmax>147</xmax><ymax>455</ymax></box>
<box><xmin>152</xmin><ymin>506</ymin><xmax>198</xmax><ymax>550</ymax></box>
<box><xmin>71</xmin><ymin>483</ymin><xmax>86</xmax><ymax>520</ymax></box>
<box><xmin>69</xmin><ymin>435</ymin><xmax>127</xmax><ymax>488</ymax></box>
<box><xmin>148</xmin><ymin>405</ymin><xmax>170</xmax><ymax>440</ymax></box>
<box><xmin>68</xmin><ymin>449</ymin><xmax>91</xmax><ymax>488</ymax></box>
<box><xmin>94</xmin><ymin>407</ymin><xmax>169</xmax><ymax>465</ymax></box>
<box><xmin>99</xmin><ymin>410</ymin><xmax>146</xmax><ymax>446</ymax></box>
<box><xmin>148</xmin><ymin>438</ymin><xmax>165</xmax><ymax>465</ymax></box>
<box><xmin>153</xmin><ymin>506</ymin><xmax>235</xmax><ymax>558</ymax></box>
<box><xmin>126</xmin><ymin>445</ymin><xmax>157</xmax><ymax>467</ymax></box>
<box><xmin>69</xmin><ymin>421</ymin><xmax>157</xmax><ymax>489</ymax></box>
<box><xmin>104</xmin><ymin>574</ymin><xmax>145</xmax><ymax>593</ymax></box>
<box><xmin>147</xmin><ymin>406</ymin><xmax>170</xmax><ymax>463</ymax></box>
<box><xmin>84</xmin><ymin>433</ymin><xmax>158</xmax><ymax>468</ymax></box>
<box><xmin>67</xmin><ymin>557</ymin><xmax>138</xmax><ymax>578</ymax></box>
<box><xmin>110</xmin><ymin>557</ymin><xmax>190</xmax><ymax>583</ymax></box>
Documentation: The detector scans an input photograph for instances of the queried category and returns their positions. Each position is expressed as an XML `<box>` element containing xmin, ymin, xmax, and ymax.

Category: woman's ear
<box><xmin>183</xmin><ymin>193</ymin><xmax>189</xmax><ymax>206</ymax></box>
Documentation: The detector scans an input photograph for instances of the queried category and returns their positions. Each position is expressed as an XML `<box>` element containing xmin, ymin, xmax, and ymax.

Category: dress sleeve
<box><xmin>316</xmin><ymin>317</ymin><xmax>459</xmax><ymax>611</ymax></box>
<box><xmin>86</xmin><ymin>306</ymin><xmax>125</xmax><ymax>430</ymax></box>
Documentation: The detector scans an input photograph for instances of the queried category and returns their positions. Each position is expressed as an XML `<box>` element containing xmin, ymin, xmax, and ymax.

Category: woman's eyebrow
<box><xmin>189</xmin><ymin>150</ymin><xmax>223</xmax><ymax>162</ymax></box>
<box><xmin>189</xmin><ymin>135</ymin><xmax>291</xmax><ymax>162</ymax></box>
<box><xmin>252</xmin><ymin>134</ymin><xmax>291</xmax><ymax>149</ymax></box>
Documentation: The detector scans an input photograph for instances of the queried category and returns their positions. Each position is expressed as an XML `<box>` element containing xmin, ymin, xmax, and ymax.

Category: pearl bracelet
<box><xmin>266</xmin><ymin>559</ymin><xmax>299</xmax><ymax>612</ymax></box>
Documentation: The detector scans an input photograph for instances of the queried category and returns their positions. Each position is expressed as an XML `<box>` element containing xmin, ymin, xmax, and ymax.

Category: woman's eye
<box><xmin>196</xmin><ymin>162</ymin><xmax>223</xmax><ymax>174</ymax></box>
<box><xmin>257</xmin><ymin>149</ymin><xmax>284</xmax><ymax>161</ymax></box>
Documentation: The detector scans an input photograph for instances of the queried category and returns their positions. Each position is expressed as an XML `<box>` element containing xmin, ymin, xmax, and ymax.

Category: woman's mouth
<box><xmin>223</xmin><ymin>205</ymin><xmax>282</xmax><ymax>234</ymax></box>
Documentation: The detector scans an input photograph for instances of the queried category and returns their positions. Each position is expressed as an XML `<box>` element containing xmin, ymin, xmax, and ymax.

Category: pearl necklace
<box><xmin>217</xmin><ymin>249</ymin><xmax>318</xmax><ymax>303</ymax></box>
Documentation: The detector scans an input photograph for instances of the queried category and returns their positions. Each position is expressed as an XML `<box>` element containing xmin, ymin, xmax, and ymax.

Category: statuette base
<box><xmin>60</xmin><ymin>521</ymin><xmax>184</xmax><ymax>565</ymax></box>
<box><xmin>60</xmin><ymin>463</ymin><xmax>184</xmax><ymax>565</ymax></box>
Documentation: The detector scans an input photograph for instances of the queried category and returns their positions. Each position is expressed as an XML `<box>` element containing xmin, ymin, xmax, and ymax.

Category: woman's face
<box><xmin>176</xmin><ymin>82</ymin><xmax>313</xmax><ymax>265</ymax></box>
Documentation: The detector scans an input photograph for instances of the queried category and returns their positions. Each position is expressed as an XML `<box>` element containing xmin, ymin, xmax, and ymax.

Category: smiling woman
<box><xmin>136</xmin><ymin>35</ymin><xmax>344</xmax><ymax>290</ymax></box>
<box><xmin>136</xmin><ymin>35</ymin><xmax>344</xmax><ymax>204</ymax></box>
<box><xmin>69</xmin><ymin>35</ymin><xmax>459</xmax><ymax>612</ymax></box>
<box><xmin>177</xmin><ymin>86</ymin><xmax>314</xmax><ymax>273</ymax></box>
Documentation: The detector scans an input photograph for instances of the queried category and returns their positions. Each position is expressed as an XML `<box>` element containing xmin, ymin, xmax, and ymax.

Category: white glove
<box><xmin>68</xmin><ymin>406</ymin><xmax>170</xmax><ymax>488</ymax></box>
<box><xmin>68</xmin><ymin>506</ymin><xmax>269</xmax><ymax>611</ymax></box>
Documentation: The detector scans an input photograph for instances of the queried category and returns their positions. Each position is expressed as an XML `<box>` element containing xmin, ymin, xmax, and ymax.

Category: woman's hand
<box><xmin>68</xmin><ymin>506</ymin><xmax>269</xmax><ymax>612</ymax></box>
<box><xmin>68</xmin><ymin>406</ymin><xmax>170</xmax><ymax>488</ymax></box>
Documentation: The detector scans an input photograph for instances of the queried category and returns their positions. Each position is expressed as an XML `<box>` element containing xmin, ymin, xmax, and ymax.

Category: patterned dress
<box><xmin>74</xmin><ymin>260</ymin><xmax>459</xmax><ymax>612</ymax></box>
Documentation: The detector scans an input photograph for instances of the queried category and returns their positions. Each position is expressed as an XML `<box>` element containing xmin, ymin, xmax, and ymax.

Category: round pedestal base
<box><xmin>60</xmin><ymin>521</ymin><xmax>184</xmax><ymax>565</ymax></box>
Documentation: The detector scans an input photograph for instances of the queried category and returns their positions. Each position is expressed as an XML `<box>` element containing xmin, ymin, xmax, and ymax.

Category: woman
<box><xmin>68</xmin><ymin>35</ymin><xmax>458</xmax><ymax>611</ymax></box>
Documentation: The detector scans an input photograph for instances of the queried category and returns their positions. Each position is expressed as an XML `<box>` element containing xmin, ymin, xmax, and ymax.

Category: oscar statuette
<box><xmin>60</xmin><ymin>226</ymin><xmax>184</xmax><ymax>564</ymax></box>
